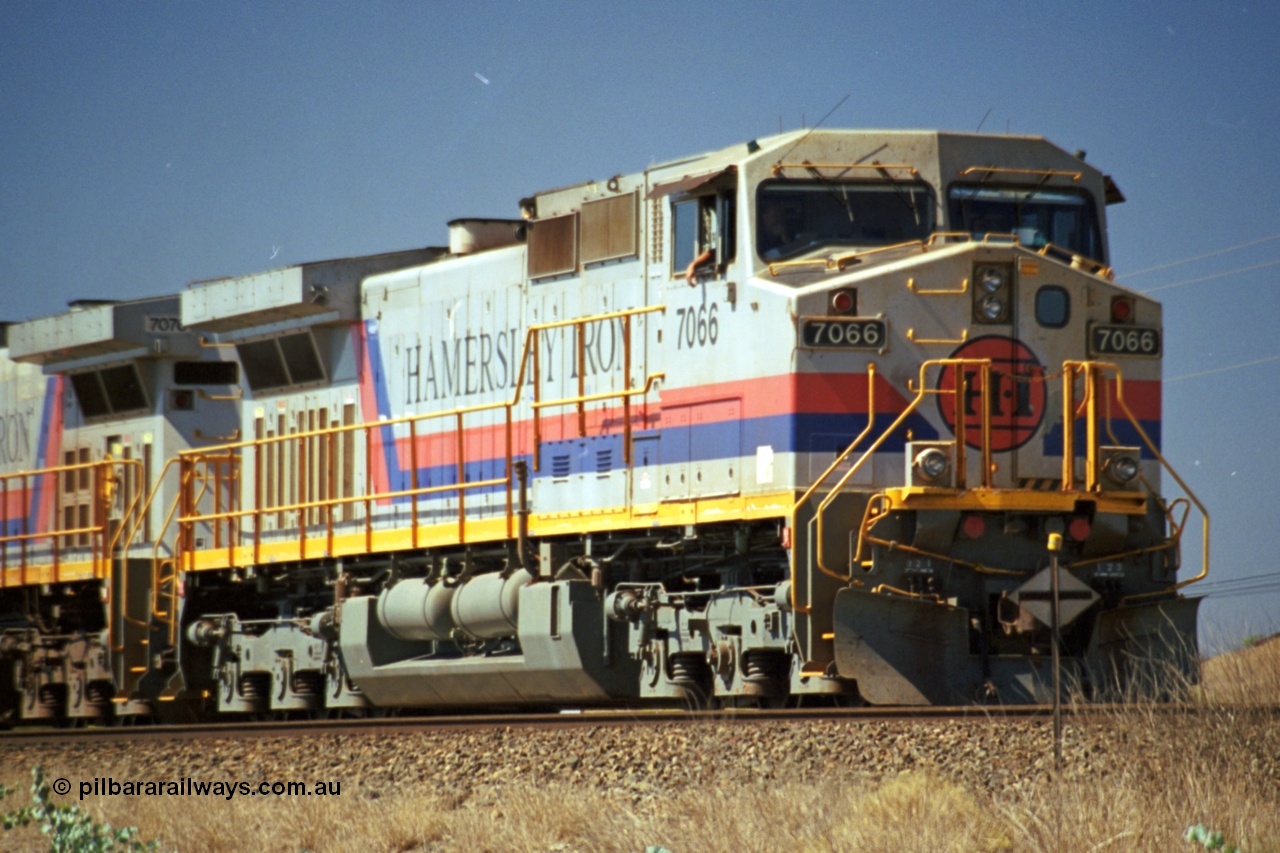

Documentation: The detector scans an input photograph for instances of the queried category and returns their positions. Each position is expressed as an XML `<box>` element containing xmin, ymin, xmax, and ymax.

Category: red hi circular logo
<box><xmin>936</xmin><ymin>336</ymin><xmax>1046</xmax><ymax>452</ymax></box>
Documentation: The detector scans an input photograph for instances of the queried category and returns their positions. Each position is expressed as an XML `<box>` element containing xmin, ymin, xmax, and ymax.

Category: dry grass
<box><xmin>3</xmin><ymin>642</ymin><xmax>1278</xmax><ymax>852</ymax></box>
<box><xmin>4</xmin><ymin>712</ymin><xmax>1277</xmax><ymax>853</ymax></box>
<box><xmin>1201</xmin><ymin>633</ymin><xmax>1280</xmax><ymax>706</ymax></box>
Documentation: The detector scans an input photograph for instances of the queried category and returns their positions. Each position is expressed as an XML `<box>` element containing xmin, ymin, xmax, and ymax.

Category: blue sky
<box><xmin>3</xmin><ymin>1</ymin><xmax>1278</xmax><ymax>649</ymax></box>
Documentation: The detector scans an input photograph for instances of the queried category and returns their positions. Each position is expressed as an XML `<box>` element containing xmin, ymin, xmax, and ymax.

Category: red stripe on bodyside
<box><xmin>355</xmin><ymin>322</ymin><xmax>392</xmax><ymax>496</ymax></box>
<box><xmin>655</xmin><ymin>372</ymin><xmax>911</xmax><ymax>420</ymax></box>
<box><xmin>3</xmin><ymin>486</ymin><xmax>31</xmax><ymax>520</ymax></box>
<box><xmin>1099</xmin><ymin>378</ymin><xmax>1160</xmax><ymax>421</ymax></box>
<box><xmin>388</xmin><ymin>372</ymin><xmax>906</xmax><ymax>466</ymax></box>
<box><xmin>35</xmin><ymin>376</ymin><xmax>64</xmax><ymax>532</ymax></box>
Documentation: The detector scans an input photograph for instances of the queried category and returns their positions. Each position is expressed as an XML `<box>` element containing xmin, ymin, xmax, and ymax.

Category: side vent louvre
<box><xmin>650</xmin><ymin>198</ymin><xmax>664</xmax><ymax>263</ymax></box>
<box><xmin>596</xmin><ymin>449</ymin><xmax>613</xmax><ymax>474</ymax></box>
<box><xmin>551</xmin><ymin>454</ymin><xmax>571</xmax><ymax>479</ymax></box>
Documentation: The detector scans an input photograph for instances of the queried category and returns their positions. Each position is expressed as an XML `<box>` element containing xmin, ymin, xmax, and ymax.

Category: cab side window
<box><xmin>673</xmin><ymin>191</ymin><xmax>736</xmax><ymax>277</ymax></box>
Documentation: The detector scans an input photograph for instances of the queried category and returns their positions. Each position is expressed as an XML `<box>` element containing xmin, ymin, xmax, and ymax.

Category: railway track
<box><xmin>2</xmin><ymin>702</ymin><xmax>1249</xmax><ymax>746</ymax></box>
<box><xmin>4</xmin><ymin>697</ymin><xmax>1275</xmax><ymax>852</ymax></box>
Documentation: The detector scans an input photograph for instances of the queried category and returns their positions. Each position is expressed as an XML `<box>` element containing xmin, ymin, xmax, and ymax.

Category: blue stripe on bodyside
<box><xmin>31</xmin><ymin>378</ymin><xmax>58</xmax><ymax>524</ymax></box>
<box><xmin>666</xmin><ymin>411</ymin><xmax>939</xmax><ymax>468</ymax></box>
<box><xmin>361</xmin><ymin>414</ymin><xmax>1165</xmax><ymax>521</ymax></box>
<box><xmin>362</xmin><ymin>320</ymin><xmax>409</xmax><ymax>493</ymax></box>
<box><xmin>1042</xmin><ymin>420</ymin><xmax>1162</xmax><ymax>459</ymax></box>
<box><xmin>5</xmin><ymin>377</ymin><xmax>61</xmax><ymax>537</ymax></box>
<box><xmin>377</xmin><ymin>411</ymin><xmax>938</xmax><ymax>505</ymax></box>
<box><xmin>361</xmin><ymin>407</ymin><xmax>1163</xmax><ymax>506</ymax></box>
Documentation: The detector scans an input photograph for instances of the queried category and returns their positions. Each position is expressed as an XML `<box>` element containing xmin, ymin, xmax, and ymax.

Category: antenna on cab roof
<box><xmin>775</xmin><ymin>92</ymin><xmax>852</xmax><ymax>165</ymax></box>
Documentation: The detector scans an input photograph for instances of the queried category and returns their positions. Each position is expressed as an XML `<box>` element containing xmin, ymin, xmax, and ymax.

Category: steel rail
<box><xmin>5</xmin><ymin>703</ymin><xmax>1272</xmax><ymax>746</ymax></box>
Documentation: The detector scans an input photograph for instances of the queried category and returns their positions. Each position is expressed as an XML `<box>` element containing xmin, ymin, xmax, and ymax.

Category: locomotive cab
<box><xmin>748</xmin><ymin>134</ymin><xmax>1199</xmax><ymax>703</ymax></box>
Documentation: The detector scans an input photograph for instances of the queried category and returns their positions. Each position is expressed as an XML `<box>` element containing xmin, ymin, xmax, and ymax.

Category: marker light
<box><xmin>830</xmin><ymin>289</ymin><xmax>855</xmax><ymax>315</ymax></box>
<box><xmin>1111</xmin><ymin>296</ymin><xmax>1134</xmax><ymax>323</ymax></box>
<box><xmin>961</xmin><ymin>514</ymin><xmax>986</xmax><ymax>540</ymax></box>
<box><xmin>1068</xmin><ymin>516</ymin><xmax>1092</xmax><ymax>542</ymax></box>
<box><xmin>914</xmin><ymin>447</ymin><xmax>951</xmax><ymax>483</ymax></box>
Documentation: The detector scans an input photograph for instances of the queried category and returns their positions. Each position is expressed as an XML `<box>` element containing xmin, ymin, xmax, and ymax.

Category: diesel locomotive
<box><xmin>0</xmin><ymin>128</ymin><xmax>1207</xmax><ymax>722</ymax></box>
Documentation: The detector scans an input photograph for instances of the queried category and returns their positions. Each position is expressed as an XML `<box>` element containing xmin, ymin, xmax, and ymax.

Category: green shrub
<box><xmin>0</xmin><ymin>765</ymin><xmax>158</xmax><ymax>852</ymax></box>
<box><xmin>1186</xmin><ymin>822</ymin><xmax>1242</xmax><ymax>853</ymax></box>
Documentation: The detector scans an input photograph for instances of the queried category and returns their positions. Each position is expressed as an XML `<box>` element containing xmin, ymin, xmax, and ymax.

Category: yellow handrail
<box><xmin>906</xmin><ymin>327</ymin><xmax>969</xmax><ymax>346</ymax></box>
<box><xmin>907</xmin><ymin>275</ymin><xmax>969</xmax><ymax>296</ymax></box>
<box><xmin>764</xmin><ymin>230</ymin><xmax>1111</xmax><ymax>281</ymax></box>
<box><xmin>853</xmin><ymin>498</ymin><xmax>1030</xmax><ymax>578</ymax></box>
<box><xmin>1034</xmin><ymin>243</ymin><xmax>1113</xmax><ymax>279</ymax></box>
<box><xmin>0</xmin><ymin>458</ymin><xmax>142</xmax><ymax>586</ymax></box>
<box><xmin>770</xmin><ymin>162</ymin><xmax>920</xmax><ymax>177</ymax></box>
<box><xmin>789</xmin><ymin>364</ymin><xmax>878</xmax><ymax>611</ymax></box>
<box><xmin>842</xmin><ymin>361</ymin><xmax>1202</xmax><ymax>588</ymax></box>
<box><xmin>821</xmin><ymin>359</ymin><xmax>1206</xmax><ymax>590</ymax></box>
<box><xmin>789</xmin><ymin>357</ymin><xmax>1006</xmax><ymax>610</ymax></box>
<box><xmin>170</xmin><ymin>305</ymin><xmax>665</xmax><ymax>572</ymax></box>
<box><xmin>957</xmin><ymin>165</ymin><xmax>1082</xmax><ymax>182</ymax></box>
<box><xmin>143</xmin><ymin>459</ymin><xmax>188</xmax><ymax>645</ymax></box>
<box><xmin>1060</xmin><ymin>361</ymin><xmax>1209</xmax><ymax>599</ymax></box>
<box><xmin>870</xmin><ymin>583</ymin><xmax>942</xmax><ymax>602</ymax></box>
<box><xmin>768</xmin><ymin>240</ymin><xmax>928</xmax><ymax>277</ymax></box>
<box><xmin>154</xmin><ymin>558</ymin><xmax>178</xmax><ymax>648</ymax></box>
<box><xmin>176</xmin><ymin>394</ymin><xmax>515</xmax><ymax>571</ymax></box>
<box><xmin>802</xmin><ymin>356</ymin><xmax>1157</xmax><ymax>589</ymax></box>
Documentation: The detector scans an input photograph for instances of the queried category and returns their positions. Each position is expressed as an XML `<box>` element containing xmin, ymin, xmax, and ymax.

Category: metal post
<box><xmin>1047</xmin><ymin>531</ymin><xmax>1063</xmax><ymax>771</ymax></box>
<box><xmin>514</xmin><ymin>460</ymin><xmax>531</xmax><ymax>575</ymax></box>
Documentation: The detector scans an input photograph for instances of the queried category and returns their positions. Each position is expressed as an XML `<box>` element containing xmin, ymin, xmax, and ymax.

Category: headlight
<box><xmin>978</xmin><ymin>267</ymin><xmax>1005</xmax><ymax>292</ymax></box>
<box><xmin>914</xmin><ymin>447</ymin><xmax>951</xmax><ymax>483</ymax></box>
<box><xmin>972</xmin><ymin>263</ymin><xmax>1013</xmax><ymax>324</ymax></box>
<box><xmin>979</xmin><ymin>294</ymin><xmax>1006</xmax><ymax>321</ymax></box>
<box><xmin>1105</xmin><ymin>454</ymin><xmax>1140</xmax><ymax>486</ymax></box>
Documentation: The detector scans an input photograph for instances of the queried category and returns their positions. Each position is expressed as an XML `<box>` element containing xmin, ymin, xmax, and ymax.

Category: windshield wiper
<box><xmin>803</xmin><ymin>163</ymin><xmax>857</xmax><ymax>222</ymax></box>
<box><xmin>872</xmin><ymin>161</ymin><xmax>922</xmax><ymax>225</ymax></box>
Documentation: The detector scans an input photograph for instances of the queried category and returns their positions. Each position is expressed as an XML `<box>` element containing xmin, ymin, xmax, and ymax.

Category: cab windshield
<box><xmin>755</xmin><ymin>181</ymin><xmax>934</xmax><ymax>261</ymax></box>
<box><xmin>948</xmin><ymin>186</ymin><xmax>1102</xmax><ymax>262</ymax></box>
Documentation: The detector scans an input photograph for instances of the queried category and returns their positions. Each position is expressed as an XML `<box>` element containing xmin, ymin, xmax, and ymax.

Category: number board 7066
<box><xmin>799</xmin><ymin>317</ymin><xmax>887</xmax><ymax>351</ymax></box>
<box><xmin>1088</xmin><ymin>324</ymin><xmax>1161</xmax><ymax>357</ymax></box>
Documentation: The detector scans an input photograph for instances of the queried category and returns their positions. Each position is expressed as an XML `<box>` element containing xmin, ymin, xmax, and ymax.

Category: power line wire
<box><xmin>1143</xmin><ymin>257</ymin><xmax>1280</xmax><ymax>293</ymax></box>
<box><xmin>1200</xmin><ymin>582</ymin><xmax>1280</xmax><ymax>601</ymax></box>
<box><xmin>1123</xmin><ymin>232</ymin><xmax>1280</xmax><ymax>277</ymax></box>
<box><xmin>1204</xmin><ymin>586</ymin><xmax>1280</xmax><ymax>601</ymax></box>
<box><xmin>1205</xmin><ymin>582</ymin><xmax>1280</xmax><ymax>592</ymax></box>
<box><xmin>1192</xmin><ymin>570</ymin><xmax>1280</xmax><ymax>601</ymax></box>
<box><xmin>1166</xmin><ymin>353</ymin><xmax>1280</xmax><ymax>383</ymax></box>
<box><xmin>1197</xmin><ymin>570</ymin><xmax>1280</xmax><ymax>586</ymax></box>
<box><xmin>1197</xmin><ymin>579</ymin><xmax>1280</xmax><ymax>594</ymax></box>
